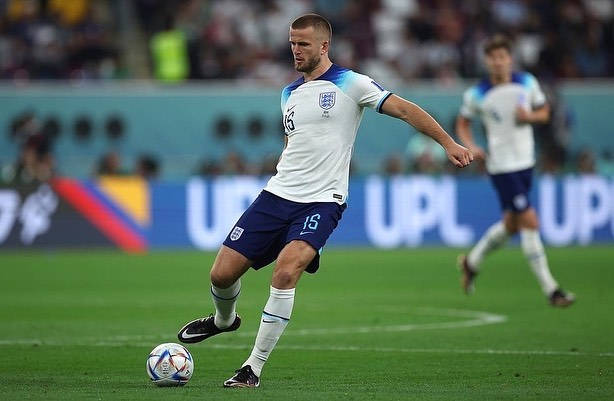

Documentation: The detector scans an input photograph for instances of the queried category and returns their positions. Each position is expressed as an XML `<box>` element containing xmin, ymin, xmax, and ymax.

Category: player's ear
<box><xmin>321</xmin><ymin>40</ymin><xmax>329</xmax><ymax>54</ymax></box>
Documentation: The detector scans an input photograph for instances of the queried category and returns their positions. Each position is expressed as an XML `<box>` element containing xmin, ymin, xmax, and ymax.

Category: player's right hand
<box><xmin>445</xmin><ymin>142</ymin><xmax>474</xmax><ymax>168</ymax></box>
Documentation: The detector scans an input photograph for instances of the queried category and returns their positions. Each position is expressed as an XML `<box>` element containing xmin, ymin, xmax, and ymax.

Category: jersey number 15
<box><xmin>283</xmin><ymin>109</ymin><xmax>295</xmax><ymax>133</ymax></box>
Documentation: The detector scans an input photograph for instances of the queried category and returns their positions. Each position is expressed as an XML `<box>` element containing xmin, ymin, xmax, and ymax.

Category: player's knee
<box><xmin>518</xmin><ymin>209</ymin><xmax>539</xmax><ymax>230</ymax></box>
<box><xmin>210</xmin><ymin>268</ymin><xmax>235</xmax><ymax>289</ymax></box>
<box><xmin>272</xmin><ymin>262</ymin><xmax>303</xmax><ymax>288</ymax></box>
<box><xmin>272</xmin><ymin>269</ymin><xmax>297</xmax><ymax>288</ymax></box>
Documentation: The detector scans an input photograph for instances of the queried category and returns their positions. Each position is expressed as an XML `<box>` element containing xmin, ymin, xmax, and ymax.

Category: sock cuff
<box><xmin>211</xmin><ymin>280</ymin><xmax>241</xmax><ymax>300</ymax></box>
<box><xmin>262</xmin><ymin>310</ymin><xmax>290</xmax><ymax>322</ymax></box>
<box><xmin>270</xmin><ymin>286</ymin><xmax>295</xmax><ymax>299</ymax></box>
<box><xmin>520</xmin><ymin>228</ymin><xmax>539</xmax><ymax>236</ymax></box>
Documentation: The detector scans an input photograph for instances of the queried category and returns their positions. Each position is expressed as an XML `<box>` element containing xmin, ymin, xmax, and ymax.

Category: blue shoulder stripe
<box><xmin>475</xmin><ymin>78</ymin><xmax>493</xmax><ymax>99</ymax></box>
<box><xmin>281</xmin><ymin>76</ymin><xmax>304</xmax><ymax>106</ymax></box>
<box><xmin>314</xmin><ymin>64</ymin><xmax>352</xmax><ymax>90</ymax></box>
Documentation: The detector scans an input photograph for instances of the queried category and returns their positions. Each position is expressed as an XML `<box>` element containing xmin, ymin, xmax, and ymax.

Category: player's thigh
<box><xmin>276</xmin><ymin>240</ymin><xmax>317</xmax><ymax>270</ymax></box>
<box><xmin>272</xmin><ymin>240</ymin><xmax>317</xmax><ymax>288</ymax></box>
<box><xmin>210</xmin><ymin>245</ymin><xmax>253</xmax><ymax>288</ymax></box>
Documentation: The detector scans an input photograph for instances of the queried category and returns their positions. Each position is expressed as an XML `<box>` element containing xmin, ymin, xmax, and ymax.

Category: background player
<box><xmin>456</xmin><ymin>34</ymin><xmax>574</xmax><ymax>307</ymax></box>
<box><xmin>177</xmin><ymin>13</ymin><xmax>473</xmax><ymax>388</ymax></box>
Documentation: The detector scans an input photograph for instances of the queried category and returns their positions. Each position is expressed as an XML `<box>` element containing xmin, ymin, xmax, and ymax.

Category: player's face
<box><xmin>289</xmin><ymin>27</ymin><xmax>325</xmax><ymax>73</ymax></box>
<box><xmin>485</xmin><ymin>48</ymin><xmax>512</xmax><ymax>79</ymax></box>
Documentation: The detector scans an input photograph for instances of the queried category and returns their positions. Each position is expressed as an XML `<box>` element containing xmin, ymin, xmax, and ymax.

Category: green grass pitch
<box><xmin>1</xmin><ymin>246</ymin><xmax>612</xmax><ymax>400</ymax></box>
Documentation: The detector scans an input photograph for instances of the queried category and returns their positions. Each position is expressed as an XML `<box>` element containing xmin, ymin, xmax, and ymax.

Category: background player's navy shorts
<box><xmin>222</xmin><ymin>190</ymin><xmax>347</xmax><ymax>274</ymax></box>
<box><xmin>489</xmin><ymin>167</ymin><xmax>533</xmax><ymax>213</ymax></box>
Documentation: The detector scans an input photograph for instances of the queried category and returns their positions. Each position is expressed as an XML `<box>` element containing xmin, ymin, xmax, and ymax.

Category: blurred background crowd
<box><xmin>1</xmin><ymin>0</ymin><xmax>614</xmax><ymax>183</ymax></box>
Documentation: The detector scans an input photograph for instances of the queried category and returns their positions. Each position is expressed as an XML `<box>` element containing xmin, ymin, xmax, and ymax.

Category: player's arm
<box><xmin>381</xmin><ymin>94</ymin><xmax>473</xmax><ymax>168</ymax></box>
<box><xmin>516</xmin><ymin>103</ymin><xmax>550</xmax><ymax>124</ymax></box>
<box><xmin>455</xmin><ymin>115</ymin><xmax>486</xmax><ymax>160</ymax></box>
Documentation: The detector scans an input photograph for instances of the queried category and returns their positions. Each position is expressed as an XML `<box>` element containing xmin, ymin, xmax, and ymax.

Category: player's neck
<box><xmin>489</xmin><ymin>73</ymin><xmax>511</xmax><ymax>86</ymax></box>
<box><xmin>303</xmin><ymin>58</ymin><xmax>333</xmax><ymax>82</ymax></box>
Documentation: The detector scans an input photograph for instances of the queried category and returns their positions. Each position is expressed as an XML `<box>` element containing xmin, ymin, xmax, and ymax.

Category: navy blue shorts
<box><xmin>222</xmin><ymin>190</ymin><xmax>346</xmax><ymax>274</ymax></box>
<box><xmin>489</xmin><ymin>168</ymin><xmax>533</xmax><ymax>213</ymax></box>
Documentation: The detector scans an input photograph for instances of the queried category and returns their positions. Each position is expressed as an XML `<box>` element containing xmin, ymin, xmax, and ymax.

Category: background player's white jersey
<box><xmin>460</xmin><ymin>72</ymin><xmax>546</xmax><ymax>174</ymax></box>
<box><xmin>265</xmin><ymin>64</ymin><xmax>391</xmax><ymax>204</ymax></box>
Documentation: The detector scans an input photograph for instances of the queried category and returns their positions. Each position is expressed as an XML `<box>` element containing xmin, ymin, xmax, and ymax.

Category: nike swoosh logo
<box><xmin>300</xmin><ymin>231</ymin><xmax>313</xmax><ymax>235</ymax></box>
<box><xmin>262</xmin><ymin>319</ymin><xmax>276</xmax><ymax>323</ymax></box>
<box><xmin>180</xmin><ymin>331</ymin><xmax>205</xmax><ymax>339</ymax></box>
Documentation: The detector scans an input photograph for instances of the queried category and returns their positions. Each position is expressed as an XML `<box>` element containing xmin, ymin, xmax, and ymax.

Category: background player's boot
<box><xmin>549</xmin><ymin>289</ymin><xmax>575</xmax><ymax>307</ymax></box>
<box><xmin>458</xmin><ymin>254</ymin><xmax>477</xmax><ymax>294</ymax></box>
<box><xmin>223</xmin><ymin>365</ymin><xmax>260</xmax><ymax>388</ymax></box>
<box><xmin>177</xmin><ymin>314</ymin><xmax>241</xmax><ymax>343</ymax></box>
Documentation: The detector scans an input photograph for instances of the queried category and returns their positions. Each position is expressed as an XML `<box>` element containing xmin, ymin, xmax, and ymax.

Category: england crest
<box><xmin>319</xmin><ymin>91</ymin><xmax>336</xmax><ymax>110</ymax></box>
<box><xmin>230</xmin><ymin>226</ymin><xmax>244</xmax><ymax>241</ymax></box>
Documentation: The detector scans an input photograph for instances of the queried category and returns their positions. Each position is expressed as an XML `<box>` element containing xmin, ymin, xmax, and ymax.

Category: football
<box><xmin>146</xmin><ymin>343</ymin><xmax>194</xmax><ymax>386</ymax></box>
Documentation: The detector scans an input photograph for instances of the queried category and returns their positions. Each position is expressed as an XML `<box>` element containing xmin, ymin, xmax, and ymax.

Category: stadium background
<box><xmin>1</xmin><ymin>0</ymin><xmax>613</xmax><ymax>249</ymax></box>
<box><xmin>1</xmin><ymin>1</ymin><xmax>613</xmax><ymax>400</ymax></box>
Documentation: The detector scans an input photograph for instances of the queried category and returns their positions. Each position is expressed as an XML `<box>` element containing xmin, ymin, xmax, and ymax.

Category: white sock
<box><xmin>211</xmin><ymin>280</ymin><xmax>241</xmax><ymax>329</ymax></box>
<box><xmin>467</xmin><ymin>221</ymin><xmax>509</xmax><ymax>270</ymax></box>
<box><xmin>520</xmin><ymin>229</ymin><xmax>558</xmax><ymax>295</ymax></box>
<box><xmin>243</xmin><ymin>286</ymin><xmax>295</xmax><ymax>377</ymax></box>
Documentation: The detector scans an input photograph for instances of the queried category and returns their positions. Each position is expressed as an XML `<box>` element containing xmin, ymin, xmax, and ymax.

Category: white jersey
<box><xmin>265</xmin><ymin>64</ymin><xmax>391</xmax><ymax>204</ymax></box>
<box><xmin>460</xmin><ymin>72</ymin><xmax>546</xmax><ymax>174</ymax></box>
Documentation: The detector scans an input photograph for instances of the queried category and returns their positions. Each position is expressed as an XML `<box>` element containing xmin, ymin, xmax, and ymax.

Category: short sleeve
<box><xmin>526</xmin><ymin>73</ymin><xmax>546</xmax><ymax>108</ymax></box>
<box><xmin>344</xmin><ymin>72</ymin><xmax>392</xmax><ymax>113</ymax></box>
<box><xmin>459</xmin><ymin>87</ymin><xmax>478</xmax><ymax>119</ymax></box>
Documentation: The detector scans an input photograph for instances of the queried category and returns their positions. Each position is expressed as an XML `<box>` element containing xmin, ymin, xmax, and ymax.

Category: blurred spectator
<box><xmin>406</xmin><ymin>133</ymin><xmax>446</xmax><ymax>174</ymax></box>
<box><xmin>382</xmin><ymin>153</ymin><xmax>405</xmax><ymax>175</ymax></box>
<box><xmin>135</xmin><ymin>154</ymin><xmax>160</xmax><ymax>179</ymax></box>
<box><xmin>2</xmin><ymin>1</ymin><xmax>614</xmax><ymax>82</ymax></box>
<box><xmin>150</xmin><ymin>14</ymin><xmax>189</xmax><ymax>82</ymax></box>
<box><xmin>222</xmin><ymin>151</ymin><xmax>247</xmax><ymax>175</ymax></box>
<box><xmin>576</xmin><ymin>148</ymin><xmax>596</xmax><ymax>173</ymax></box>
<box><xmin>5</xmin><ymin>111</ymin><xmax>55</xmax><ymax>183</ymax></box>
<box><xmin>96</xmin><ymin>151</ymin><xmax>125</xmax><ymax>176</ymax></box>
<box><xmin>0</xmin><ymin>0</ymin><xmax>119</xmax><ymax>81</ymax></box>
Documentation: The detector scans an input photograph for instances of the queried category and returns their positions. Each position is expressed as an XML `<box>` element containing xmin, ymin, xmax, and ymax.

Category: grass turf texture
<box><xmin>0</xmin><ymin>247</ymin><xmax>612</xmax><ymax>400</ymax></box>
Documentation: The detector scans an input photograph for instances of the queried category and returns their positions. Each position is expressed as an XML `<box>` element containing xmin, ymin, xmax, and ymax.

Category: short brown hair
<box><xmin>291</xmin><ymin>13</ymin><xmax>332</xmax><ymax>41</ymax></box>
<box><xmin>484</xmin><ymin>34</ymin><xmax>512</xmax><ymax>55</ymax></box>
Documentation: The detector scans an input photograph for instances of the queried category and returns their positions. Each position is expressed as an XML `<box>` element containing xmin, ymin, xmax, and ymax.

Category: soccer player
<box><xmin>177</xmin><ymin>14</ymin><xmax>473</xmax><ymax>388</ymax></box>
<box><xmin>456</xmin><ymin>34</ymin><xmax>574</xmax><ymax>307</ymax></box>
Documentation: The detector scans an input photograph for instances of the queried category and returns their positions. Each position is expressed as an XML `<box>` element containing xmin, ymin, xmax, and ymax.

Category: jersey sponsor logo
<box><xmin>230</xmin><ymin>226</ymin><xmax>244</xmax><ymax>241</ymax></box>
<box><xmin>333</xmin><ymin>193</ymin><xmax>343</xmax><ymax>200</ymax></box>
<box><xmin>319</xmin><ymin>91</ymin><xmax>336</xmax><ymax>110</ymax></box>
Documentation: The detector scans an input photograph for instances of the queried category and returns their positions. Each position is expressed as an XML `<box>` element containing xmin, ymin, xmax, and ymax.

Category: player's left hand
<box><xmin>445</xmin><ymin>142</ymin><xmax>473</xmax><ymax>168</ymax></box>
<box><xmin>515</xmin><ymin>106</ymin><xmax>532</xmax><ymax>124</ymax></box>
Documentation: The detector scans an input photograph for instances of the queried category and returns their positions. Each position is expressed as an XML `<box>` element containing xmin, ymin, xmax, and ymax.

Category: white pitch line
<box><xmin>203</xmin><ymin>344</ymin><xmax>614</xmax><ymax>358</ymax></box>
<box><xmin>0</xmin><ymin>339</ymin><xmax>611</xmax><ymax>358</ymax></box>
<box><xmin>3</xmin><ymin>308</ymin><xmax>610</xmax><ymax>357</ymax></box>
<box><xmin>237</xmin><ymin>307</ymin><xmax>507</xmax><ymax>337</ymax></box>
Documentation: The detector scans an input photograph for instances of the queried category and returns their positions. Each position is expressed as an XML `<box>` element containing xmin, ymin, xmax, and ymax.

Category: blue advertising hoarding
<box><xmin>1</xmin><ymin>176</ymin><xmax>613</xmax><ymax>250</ymax></box>
<box><xmin>151</xmin><ymin>175</ymin><xmax>614</xmax><ymax>249</ymax></box>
